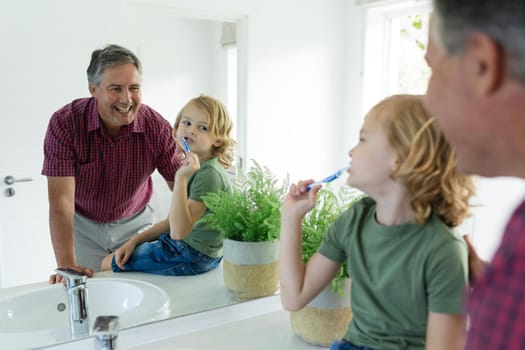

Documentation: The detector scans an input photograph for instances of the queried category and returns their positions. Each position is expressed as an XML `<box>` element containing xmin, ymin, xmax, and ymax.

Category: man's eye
<box><xmin>109</xmin><ymin>87</ymin><xmax>121</xmax><ymax>92</ymax></box>
<box><xmin>130</xmin><ymin>86</ymin><xmax>140</xmax><ymax>92</ymax></box>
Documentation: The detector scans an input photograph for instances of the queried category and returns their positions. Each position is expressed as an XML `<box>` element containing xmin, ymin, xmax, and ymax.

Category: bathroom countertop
<box><xmin>46</xmin><ymin>294</ymin><xmax>328</xmax><ymax>350</ymax></box>
<box><xmin>2</xmin><ymin>264</ymin><xmax>327</xmax><ymax>349</ymax></box>
<box><xmin>0</xmin><ymin>263</ymin><xmax>251</xmax><ymax>349</ymax></box>
<box><xmin>91</xmin><ymin>263</ymin><xmax>240</xmax><ymax>320</ymax></box>
<box><xmin>0</xmin><ymin>262</ymin><xmax>239</xmax><ymax>323</ymax></box>
<box><xmin>127</xmin><ymin>304</ymin><xmax>330</xmax><ymax>350</ymax></box>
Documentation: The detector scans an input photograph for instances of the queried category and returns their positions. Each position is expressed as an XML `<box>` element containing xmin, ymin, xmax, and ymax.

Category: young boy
<box><xmin>280</xmin><ymin>95</ymin><xmax>474</xmax><ymax>349</ymax></box>
<box><xmin>101</xmin><ymin>95</ymin><xmax>235</xmax><ymax>275</ymax></box>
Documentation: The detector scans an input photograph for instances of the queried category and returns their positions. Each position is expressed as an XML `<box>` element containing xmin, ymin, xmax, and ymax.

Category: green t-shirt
<box><xmin>318</xmin><ymin>197</ymin><xmax>468</xmax><ymax>350</ymax></box>
<box><xmin>182</xmin><ymin>158</ymin><xmax>232</xmax><ymax>258</ymax></box>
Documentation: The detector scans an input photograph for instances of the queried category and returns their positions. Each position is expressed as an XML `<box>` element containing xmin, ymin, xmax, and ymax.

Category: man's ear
<box><xmin>88</xmin><ymin>84</ymin><xmax>96</xmax><ymax>97</ymax></box>
<box><xmin>464</xmin><ymin>33</ymin><xmax>504</xmax><ymax>95</ymax></box>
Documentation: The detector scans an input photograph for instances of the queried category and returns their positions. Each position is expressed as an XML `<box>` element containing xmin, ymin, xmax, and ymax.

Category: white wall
<box><xmin>119</xmin><ymin>0</ymin><xmax>349</xmax><ymax>182</ymax></box>
<box><xmin>241</xmin><ymin>1</ymin><xmax>347</xmax><ymax>181</ymax></box>
<box><xmin>142</xmin><ymin>0</ymin><xmax>349</xmax><ymax>180</ymax></box>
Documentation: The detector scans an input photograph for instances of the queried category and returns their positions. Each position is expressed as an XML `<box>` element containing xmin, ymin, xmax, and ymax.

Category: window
<box><xmin>361</xmin><ymin>1</ymin><xmax>431</xmax><ymax>114</ymax></box>
<box><xmin>387</xmin><ymin>13</ymin><xmax>430</xmax><ymax>94</ymax></box>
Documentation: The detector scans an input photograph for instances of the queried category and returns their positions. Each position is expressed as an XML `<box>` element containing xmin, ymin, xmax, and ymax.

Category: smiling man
<box><xmin>424</xmin><ymin>1</ymin><xmax>525</xmax><ymax>349</ymax></box>
<box><xmin>42</xmin><ymin>45</ymin><xmax>182</xmax><ymax>282</ymax></box>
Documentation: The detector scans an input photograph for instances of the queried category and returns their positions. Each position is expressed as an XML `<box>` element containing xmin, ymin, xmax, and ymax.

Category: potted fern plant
<box><xmin>290</xmin><ymin>185</ymin><xmax>362</xmax><ymax>346</ymax></box>
<box><xmin>202</xmin><ymin>160</ymin><xmax>288</xmax><ymax>301</ymax></box>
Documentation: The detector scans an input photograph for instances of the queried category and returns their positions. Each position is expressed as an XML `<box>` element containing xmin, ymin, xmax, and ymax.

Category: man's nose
<box><xmin>120</xmin><ymin>88</ymin><xmax>132</xmax><ymax>102</ymax></box>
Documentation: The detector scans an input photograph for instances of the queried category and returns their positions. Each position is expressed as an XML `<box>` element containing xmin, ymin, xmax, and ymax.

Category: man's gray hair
<box><xmin>87</xmin><ymin>44</ymin><xmax>142</xmax><ymax>86</ymax></box>
<box><xmin>433</xmin><ymin>0</ymin><xmax>525</xmax><ymax>84</ymax></box>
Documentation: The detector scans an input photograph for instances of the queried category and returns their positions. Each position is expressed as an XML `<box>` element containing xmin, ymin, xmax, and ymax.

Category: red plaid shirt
<box><xmin>42</xmin><ymin>97</ymin><xmax>181</xmax><ymax>223</ymax></box>
<box><xmin>466</xmin><ymin>199</ymin><xmax>525</xmax><ymax>349</ymax></box>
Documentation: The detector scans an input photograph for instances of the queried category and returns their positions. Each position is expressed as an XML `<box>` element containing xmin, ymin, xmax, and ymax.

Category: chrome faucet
<box><xmin>55</xmin><ymin>268</ymin><xmax>90</xmax><ymax>338</ymax></box>
<box><xmin>93</xmin><ymin>315</ymin><xmax>120</xmax><ymax>350</ymax></box>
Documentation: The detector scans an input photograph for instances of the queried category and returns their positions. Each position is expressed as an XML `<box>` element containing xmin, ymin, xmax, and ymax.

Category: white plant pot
<box><xmin>290</xmin><ymin>278</ymin><xmax>352</xmax><ymax>346</ymax></box>
<box><xmin>222</xmin><ymin>239</ymin><xmax>280</xmax><ymax>301</ymax></box>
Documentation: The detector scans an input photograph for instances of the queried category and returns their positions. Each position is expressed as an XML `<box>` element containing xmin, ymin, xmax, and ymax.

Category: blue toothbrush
<box><xmin>181</xmin><ymin>137</ymin><xmax>190</xmax><ymax>152</ymax></box>
<box><xmin>306</xmin><ymin>165</ymin><xmax>351</xmax><ymax>190</ymax></box>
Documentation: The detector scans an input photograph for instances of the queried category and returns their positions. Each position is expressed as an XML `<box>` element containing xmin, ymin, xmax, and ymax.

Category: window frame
<box><xmin>361</xmin><ymin>1</ymin><xmax>431</xmax><ymax>114</ymax></box>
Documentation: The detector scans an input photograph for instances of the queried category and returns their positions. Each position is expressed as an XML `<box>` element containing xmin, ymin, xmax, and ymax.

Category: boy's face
<box><xmin>346</xmin><ymin>110</ymin><xmax>399</xmax><ymax>194</ymax></box>
<box><xmin>174</xmin><ymin>104</ymin><xmax>220</xmax><ymax>161</ymax></box>
<box><xmin>89</xmin><ymin>63</ymin><xmax>142</xmax><ymax>137</ymax></box>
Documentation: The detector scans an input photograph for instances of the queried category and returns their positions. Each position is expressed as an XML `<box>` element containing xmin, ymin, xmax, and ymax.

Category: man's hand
<box><xmin>463</xmin><ymin>235</ymin><xmax>488</xmax><ymax>283</ymax></box>
<box><xmin>48</xmin><ymin>266</ymin><xmax>94</xmax><ymax>284</ymax></box>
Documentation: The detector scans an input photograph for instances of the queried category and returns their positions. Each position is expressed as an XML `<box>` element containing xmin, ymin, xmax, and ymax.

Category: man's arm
<box><xmin>47</xmin><ymin>176</ymin><xmax>93</xmax><ymax>283</ymax></box>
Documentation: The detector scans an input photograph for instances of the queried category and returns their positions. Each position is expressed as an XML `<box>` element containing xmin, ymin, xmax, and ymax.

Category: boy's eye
<box><xmin>181</xmin><ymin>120</ymin><xmax>191</xmax><ymax>126</ymax></box>
<box><xmin>199</xmin><ymin>125</ymin><xmax>208</xmax><ymax>131</ymax></box>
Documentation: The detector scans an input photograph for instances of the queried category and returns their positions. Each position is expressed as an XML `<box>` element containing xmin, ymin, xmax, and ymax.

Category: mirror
<box><xmin>3</xmin><ymin>1</ymin><xmax>520</xmax><ymax>348</ymax></box>
<box><xmin>0</xmin><ymin>0</ymin><xmax>248</xmax><ymax>348</ymax></box>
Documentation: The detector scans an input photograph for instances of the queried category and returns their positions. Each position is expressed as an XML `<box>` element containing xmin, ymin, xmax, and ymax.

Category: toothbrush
<box><xmin>181</xmin><ymin>137</ymin><xmax>190</xmax><ymax>152</ymax></box>
<box><xmin>306</xmin><ymin>165</ymin><xmax>351</xmax><ymax>190</ymax></box>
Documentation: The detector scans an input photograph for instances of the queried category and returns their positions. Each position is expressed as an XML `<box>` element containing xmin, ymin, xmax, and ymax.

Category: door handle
<box><xmin>4</xmin><ymin>176</ymin><xmax>33</xmax><ymax>185</ymax></box>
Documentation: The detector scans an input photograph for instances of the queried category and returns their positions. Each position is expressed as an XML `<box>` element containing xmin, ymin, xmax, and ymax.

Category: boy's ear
<box><xmin>213</xmin><ymin>140</ymin><xmax>222</xmax><ymax>147</ymax></box>
<box><xmin>391</xmin><ymin>157</ymin><xmax>402</xmax><ymax>173</ymax></box>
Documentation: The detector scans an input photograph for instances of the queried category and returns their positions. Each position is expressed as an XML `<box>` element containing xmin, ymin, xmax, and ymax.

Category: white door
<box><xmin>0</xmin><ymin>169</ymin><xmax>55</xmax><ymax>288</ymax></box>
<box><xmin>0</xmin><ymin>1</ymin><xmax>65</xmax><ymax>287</ymax></box>
<box><xmin>0</xmin><ymin>39</ymin><xmax>59</xmax><ymax>287</ymax></box>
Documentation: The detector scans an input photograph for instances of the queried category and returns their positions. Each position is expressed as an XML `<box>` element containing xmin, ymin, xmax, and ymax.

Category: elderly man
<box><xmin>43</xmin><ymin>44</ymin><xmax>181</xmax><ymax>282</ymax></box>
<box><xmin>424</xmin><ymin>1</ymin><xmax>525</xmax><ymax>349</ymax></box>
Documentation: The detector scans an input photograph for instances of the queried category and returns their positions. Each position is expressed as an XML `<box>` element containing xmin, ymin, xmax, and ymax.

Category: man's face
<box><xmin>424</xmin><ymin>24</ymin><xmax>481</xmax><ymax>174</ymax></box>
<box><xmin>89</xmin><ymin>63</ymin><xmax>142</xmax><ymax>137</ymax></box>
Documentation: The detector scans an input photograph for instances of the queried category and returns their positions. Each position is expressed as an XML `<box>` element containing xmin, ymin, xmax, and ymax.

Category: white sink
<box><xmin>0</xmin><ymin>278</ymin><xmax>170</xmax><ymax>349</ymax></box>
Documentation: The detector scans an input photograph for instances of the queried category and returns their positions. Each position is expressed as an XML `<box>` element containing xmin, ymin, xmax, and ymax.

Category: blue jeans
<box><xmin>330</xmin><ymin>340</ymin><xmax>375</xmax><ymax>350</ymax></box>
<box><xmin>112</xmin><ymin>232</ymin><xmax>222</xmax><ymax>275</ymax></box>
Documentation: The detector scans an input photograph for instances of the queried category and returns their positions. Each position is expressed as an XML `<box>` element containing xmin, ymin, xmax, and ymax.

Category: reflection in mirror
<box><xmin>0</xmin><ymin>1</ymin><xmax>250</xmax><ymax>348</ymax></box>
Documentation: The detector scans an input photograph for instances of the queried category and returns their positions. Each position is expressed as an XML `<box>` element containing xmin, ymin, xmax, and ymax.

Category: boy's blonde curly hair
<box><xmin>173</xmin><ymin>95</ymin><xmax>236</xmax><ymax>169</ymax></box>
<box><xmin>373</xmin><ymin>94</ymin><xmax>475</xmax><ymax>227</ymax></box>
